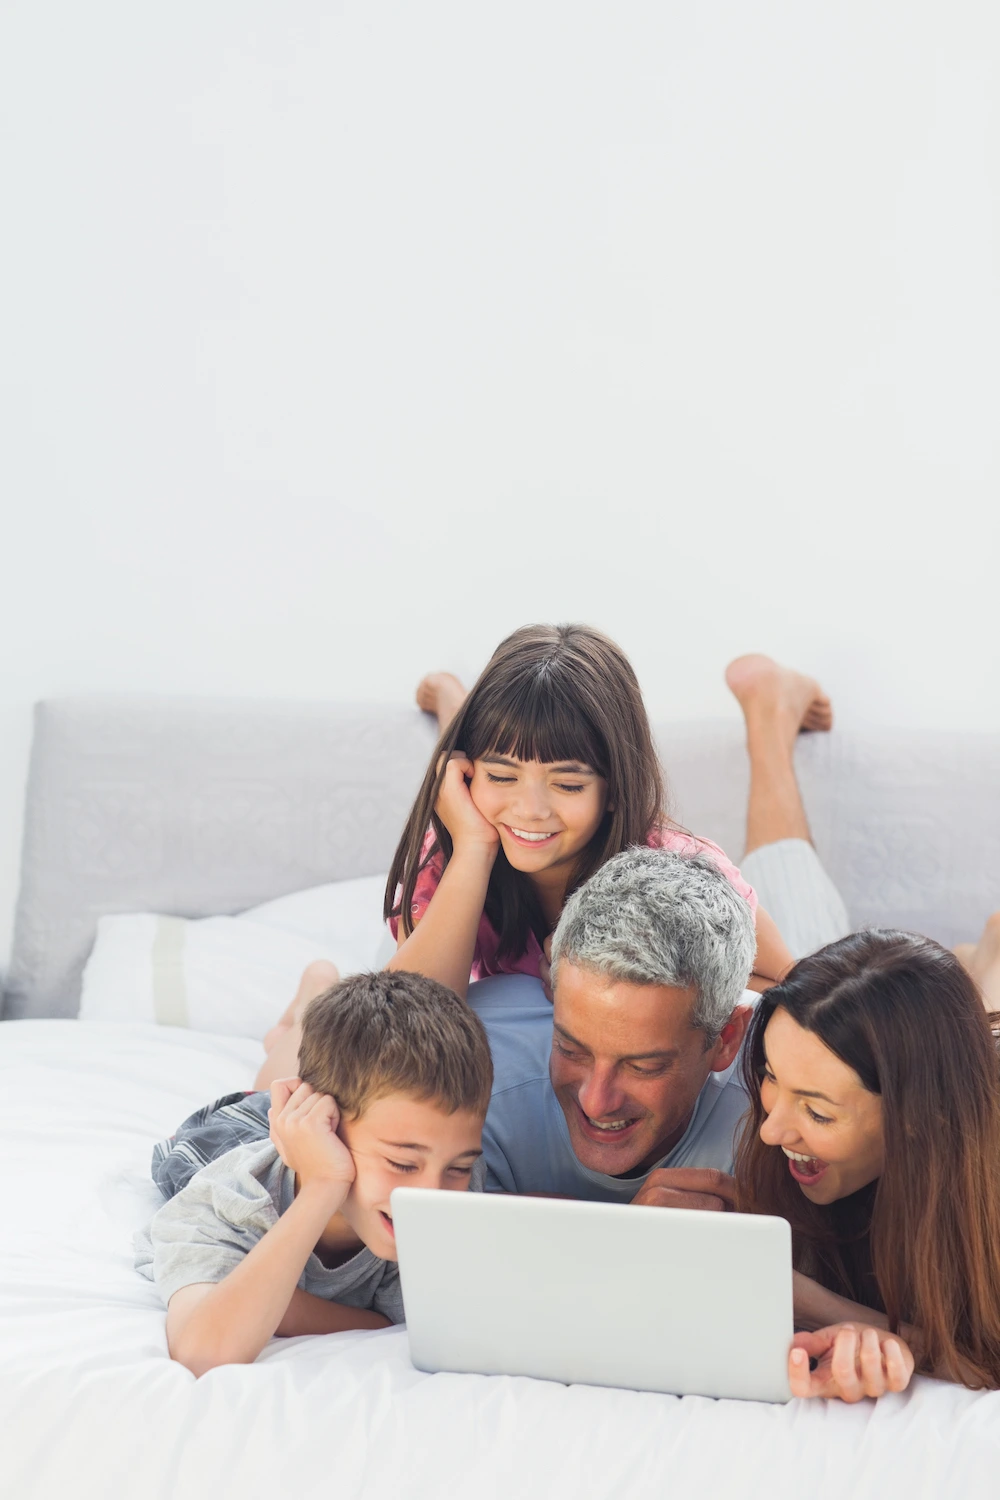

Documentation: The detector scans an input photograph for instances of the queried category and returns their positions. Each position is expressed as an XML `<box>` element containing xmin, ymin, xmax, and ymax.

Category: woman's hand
<box><xmin>268</xmin><ymin>1077</ymin><xmax>356</xmax><ymax>1195</ymax></box>
<box><xmin>788</xmin><ymin>1322</ymin><xmax>914</xmax><ymax>1402</ymax></box>
<box><xmin>434</xmin><ymin>753</ymin><xmax>500</xmax><ymax>855</ymax></box>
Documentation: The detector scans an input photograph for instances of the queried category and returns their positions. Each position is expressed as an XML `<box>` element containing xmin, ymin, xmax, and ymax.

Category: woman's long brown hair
<box><xmin>384</xmin><ymin>623</ymin><xmax>666</xmax><ymax>960</ymax></box>
<box><xmin>735</xmin><ymin>929</ymin><xmax>1000</xmax><ymax>1388</ymax></box>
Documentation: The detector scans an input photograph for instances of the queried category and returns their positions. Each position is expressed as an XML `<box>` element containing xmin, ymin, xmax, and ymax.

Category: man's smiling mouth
<box><xmin>575</xmin><ymin>1100</ymin><xmax>641</xmax><ymax>1138</ymax></box>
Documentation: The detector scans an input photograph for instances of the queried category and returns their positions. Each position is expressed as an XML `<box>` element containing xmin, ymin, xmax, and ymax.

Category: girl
<box><xmin>736</xmin><ymin>929</ymin><xmax>1000</xmax><ymax>1398</ymax></box>
<box><xmin>258</xmin><ymin>622</ymin><xmax>791</xmax><ymax>1088</ymax></box>
<box><xmin>385</xmin><ymin>622</ymin><xmax>792</xmax><ymax>998</ymax></box>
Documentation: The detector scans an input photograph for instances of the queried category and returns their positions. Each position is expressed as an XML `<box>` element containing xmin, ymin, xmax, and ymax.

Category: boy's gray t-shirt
<box><xmin>134</xmin><ymin>1139</ymin><xmax>406</xmax><ymax>1322</ymax></box>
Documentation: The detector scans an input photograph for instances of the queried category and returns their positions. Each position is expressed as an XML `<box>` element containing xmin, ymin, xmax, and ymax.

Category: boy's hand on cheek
<box><xmin>268</xmin><ymin>1078</ymin><xmax>357</xmax><ymax>1196</ymax></box>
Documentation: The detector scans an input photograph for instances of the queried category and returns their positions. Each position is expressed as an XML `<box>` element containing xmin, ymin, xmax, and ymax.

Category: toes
<box><xmin>415</xmin><ymin>675</ymin><xmax>437</xmax><ymax>711</ymax></box>
<box><xmin>802</xmin><ymin>701</ymin><xmax>834</xmax><ymax>732</ymax></box>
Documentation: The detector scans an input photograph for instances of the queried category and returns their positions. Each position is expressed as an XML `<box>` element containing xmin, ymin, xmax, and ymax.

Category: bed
<box><xmin>3</xmin><ymin>697</ymin><xmax>1000</xmax><ymax>1500</ymax></box>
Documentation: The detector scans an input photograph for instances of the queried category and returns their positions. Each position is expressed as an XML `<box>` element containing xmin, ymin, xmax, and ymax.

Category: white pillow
<box><xmin>78</xmin><ymin>874</ymin><xmax>393</xmax><ymax>1040</ymax></box>
<box><xmin>243</xmin><ymin>874</ymin><xmax>393</xmax><ymax>977</ymax></box>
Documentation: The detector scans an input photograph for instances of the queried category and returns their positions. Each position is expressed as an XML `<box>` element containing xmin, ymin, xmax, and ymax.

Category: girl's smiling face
<box><xmin>468</xmin><ymin>755</ymin><xmax>609</xmax><ymax>878</ymax></box>
<box><xmin>758</xmin><ymin>1006</ymin><xmax>884</xmax><ymax>1205</ymax></box>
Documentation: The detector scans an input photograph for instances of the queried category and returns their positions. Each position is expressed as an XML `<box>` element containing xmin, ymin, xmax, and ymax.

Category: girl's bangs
<box><xmin>464</xmin><ymin>679</ymin><xmax>608</xmax><ymax>774</ymax></box>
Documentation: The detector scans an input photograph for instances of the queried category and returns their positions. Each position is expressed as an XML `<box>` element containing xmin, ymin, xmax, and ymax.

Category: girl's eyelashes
<box><xmin>483</xmin><ymin>772</ymin><xmax>586</xmax><ymax>793</ymax></box>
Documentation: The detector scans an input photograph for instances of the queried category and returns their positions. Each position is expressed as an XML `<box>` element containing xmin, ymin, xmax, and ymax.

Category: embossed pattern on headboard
<box><xmin>4</xmin><ymin>698</ymin><xmax>999</xmax><ymax>1019</ymax></box>
<box><xmin>3</xmin><ymin>698</ymin><xmax>438</xmax><ymax>1020</ymax></box>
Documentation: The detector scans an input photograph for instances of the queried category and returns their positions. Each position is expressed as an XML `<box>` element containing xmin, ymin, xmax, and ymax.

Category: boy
<box><xmin>134</xmin><ymin>969</ymin><xmax>493</xmax><ymax>1376</ymax></box>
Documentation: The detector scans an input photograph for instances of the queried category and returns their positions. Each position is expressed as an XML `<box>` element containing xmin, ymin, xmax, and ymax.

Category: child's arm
<box><xmin>387</xmin><ymin>753</ymin><xmax>499</xmax><ymax>998</ymax></box>
<box><xmin>275</xmin><ymin>1288</ymin><xmax>389</xmax><ymax>1336</ymax></box>
<box><xmin>166</xmin><ymin>1084</ymin><xmax>357</xmax><ymax>1376</ymax></box>
<box><xmin>745</xmin><ymin>905</ymin><xmax>795</xmax><ymax>992</ymax></box>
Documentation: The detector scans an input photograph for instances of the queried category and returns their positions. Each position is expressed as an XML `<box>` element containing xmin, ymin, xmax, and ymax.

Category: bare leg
<box><xmin>954</xmin><ymin>913</ymin><xmax>1000</xmax><ymax>1012</ymax></box>
<box><xmin>256</xmin><ymin>959</ymin><xmax>339</xmax><ymax>1090</ymax></box>
<box><xmin>415</xmin><ymin>672</ymin><xmax>468</xmax><ymax>736</ymax></box>
<box><xmin>725</xmin><ymin>654</ymin><xmax>833</xmax><ymax>855</ymax></box>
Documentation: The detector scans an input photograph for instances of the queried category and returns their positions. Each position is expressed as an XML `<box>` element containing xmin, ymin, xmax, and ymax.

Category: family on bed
<box><xmin>135</xmin><ymin>625</ymin><xmax>1000</xmax><ymax>1402</ymax></box>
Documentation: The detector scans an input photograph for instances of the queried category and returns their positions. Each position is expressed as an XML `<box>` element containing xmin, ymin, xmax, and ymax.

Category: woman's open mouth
<box><xmin>783</xmin><ymin>1147</ymin><xmax>829</xmax><ymax>1187</ymax></box>
<box><xmin>378</xmin><ymin>1210</ymin><xmax>395</xmax><ymax>1237</ymax></box>
<box><xmin>502</xmin><ymin>825</ymin><xmax>561</xmax><ymax>849</ymax></box>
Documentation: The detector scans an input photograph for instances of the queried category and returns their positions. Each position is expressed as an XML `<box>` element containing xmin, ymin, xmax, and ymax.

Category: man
<box><xmin>473</xmin><ymin>847</ymin><xmax>757</xmax><ymax>1211</ymax></box>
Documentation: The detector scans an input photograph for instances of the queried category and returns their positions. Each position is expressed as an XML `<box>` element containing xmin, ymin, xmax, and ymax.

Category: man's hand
<box><xmin>630</xmin><ymin>1167</ymin><xmax>736</xmax><ymax>1212</ymax></box>
<box><xmin>268</xmin><ymin>1077</ymin><xmax>356</xmax><ymax>1194</ymax></box>
<box><xmin>788</xmin><ymin>1323</ymin><xmax>914</xmax><ymax>1402</ymax></box>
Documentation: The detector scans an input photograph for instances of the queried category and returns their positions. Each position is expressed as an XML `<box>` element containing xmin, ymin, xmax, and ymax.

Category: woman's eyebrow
<box><xmin>762</xmin><ymin>1051</ymin><xmax>841</xmax><ymax>1106</ymax></box>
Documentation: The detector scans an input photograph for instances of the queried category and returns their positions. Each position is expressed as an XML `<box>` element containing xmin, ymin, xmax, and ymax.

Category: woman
<box><xmin>736</xmin><ymin>929</ymin><xmax>1000</xmax><ymax>1397</ymax></box>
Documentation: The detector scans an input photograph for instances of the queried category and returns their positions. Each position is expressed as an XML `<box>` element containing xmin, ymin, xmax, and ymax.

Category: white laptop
<box><xmin>391</xmin><ymin>1189</ymin><xmax>792</xmax><ymax>1403</ymax></box>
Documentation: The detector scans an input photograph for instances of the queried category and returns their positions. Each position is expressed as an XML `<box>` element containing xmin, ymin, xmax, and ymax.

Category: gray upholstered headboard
<box><xmin>4</xmin><ymin>696</ymin><xmax>999</xmax><ymax>1019</ymax></box>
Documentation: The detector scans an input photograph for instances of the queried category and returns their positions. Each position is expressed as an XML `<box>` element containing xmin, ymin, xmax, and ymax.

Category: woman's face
<box><xmin>758</xmin><ymin>1007</ymin><xmax>884</xmax><ymax>1206</ymax></box>
<box><xmin>467</xmin><ymin>754</ymin><xmax>609</xmax><ymax>878</ymax></box>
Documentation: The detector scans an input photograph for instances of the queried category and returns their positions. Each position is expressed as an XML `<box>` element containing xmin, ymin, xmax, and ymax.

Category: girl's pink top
<box><xmin>390</xmin><ymin>826</ymin><xmax>757</xmax><ymax>983</ymax></box>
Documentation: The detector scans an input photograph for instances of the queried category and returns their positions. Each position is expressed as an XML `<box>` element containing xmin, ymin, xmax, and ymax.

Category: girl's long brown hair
<box><xmin>735</xmin><ymin>929</ymin><xmax>1000</xmax><ymax>1388</ymax></box>
<box><xmin>385</xmin><ymin>623</ymin><xmax>666</xmax><ymax>960</ymax></box>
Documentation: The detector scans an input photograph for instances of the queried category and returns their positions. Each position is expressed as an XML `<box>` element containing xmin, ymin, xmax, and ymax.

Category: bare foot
<box><xmin>262</xmin><ymin>959</ymin><xmax>339</xmax><ymax>1056</ymax></box>
<box><xmin>415</xmin><ymin>672</ymin><xmax>468</xmax><ymax>735</ymax></box>
<box><xmin>725</xmin><ymin>654</ymin><xmax>833</xmax><ymax>747</ymax></box>
<box><xmin>954</xmin><ymin>912</ymin><xmax>1000</xmax><ymax>1012</ymax></box>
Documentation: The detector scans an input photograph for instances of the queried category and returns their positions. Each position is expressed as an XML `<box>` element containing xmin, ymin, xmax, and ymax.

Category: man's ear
<box><xmin>708</xmin><ymin>1004</ymin><xmax>752</xmax><ymax>1073</ymax></box>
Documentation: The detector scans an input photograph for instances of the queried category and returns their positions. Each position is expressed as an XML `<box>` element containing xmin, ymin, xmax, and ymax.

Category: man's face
<box><xmin>549</xmin><ymin>961</ymin><xmax>749</xmax><ymax>1177</ymax></box>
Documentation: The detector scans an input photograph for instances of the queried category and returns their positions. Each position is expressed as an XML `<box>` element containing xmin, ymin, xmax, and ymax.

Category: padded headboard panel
<box><xmin>4</xmin><ymin>697</ymin><xmax>999</xmax><ymax>1019</ymax></box>
<box><xmin>3</xmin><ymin>698</ymin><xmax>438</xmax><ymax>1021</ymax></box>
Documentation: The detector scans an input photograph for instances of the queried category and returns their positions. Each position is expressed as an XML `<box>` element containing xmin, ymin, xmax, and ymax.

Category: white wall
<box><xmin>3</xmin><ymin>1</ymin><xmax>999</xmax><ymax>969</ymax></box>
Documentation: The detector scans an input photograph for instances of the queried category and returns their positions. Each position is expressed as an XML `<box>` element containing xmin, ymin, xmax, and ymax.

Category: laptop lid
<box><xmin>392</xmin><ymin>1189</ymin><xmax>793</xmax><ymax>1404</ymax></box>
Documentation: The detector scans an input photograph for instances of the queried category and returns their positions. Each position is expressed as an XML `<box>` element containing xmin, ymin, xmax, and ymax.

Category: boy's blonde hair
<box><xmin>297</xmin><ymin>970</ymin><xmax>493</xmax><ymax>1119</ymax></box>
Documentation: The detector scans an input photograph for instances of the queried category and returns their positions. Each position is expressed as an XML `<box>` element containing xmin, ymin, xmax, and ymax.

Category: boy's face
<box><xmin>337</xmin><ymin>1092</ymin><xmax>484</xmax><ymax>1261</ymax></box>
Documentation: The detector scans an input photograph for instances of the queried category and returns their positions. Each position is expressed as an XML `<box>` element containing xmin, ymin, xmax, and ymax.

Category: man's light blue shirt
<box><xmin>469</xmin><ymin>975</ymin><xmax>751</xmax><ymax>1203</ymax></box>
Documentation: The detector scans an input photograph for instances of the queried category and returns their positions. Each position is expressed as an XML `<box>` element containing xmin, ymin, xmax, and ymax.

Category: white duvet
<box><xmin>1</xmin><ymin>1020</ymin><xmax>998</xmax><ymax>1500</ymax></box>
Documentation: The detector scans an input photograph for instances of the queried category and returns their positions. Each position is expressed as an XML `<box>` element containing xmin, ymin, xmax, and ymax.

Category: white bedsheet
<box><xmin>1</xmin><ymin>1021</ymin><xmax>998</xmax><ymax>1500</ymax></box>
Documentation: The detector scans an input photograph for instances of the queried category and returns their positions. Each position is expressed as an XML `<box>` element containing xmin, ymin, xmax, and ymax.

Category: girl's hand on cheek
<box><xmin>435</xmin><ymin>753</ymin><xmax>501</xmax><ymax>856</ymax></box>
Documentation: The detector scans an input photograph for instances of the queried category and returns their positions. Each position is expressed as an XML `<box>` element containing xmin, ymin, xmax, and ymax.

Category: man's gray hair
<box><xmin>550</xmin><ymin>847</ymin><xmax>756</xmax><ymax>1042</ymax></box>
